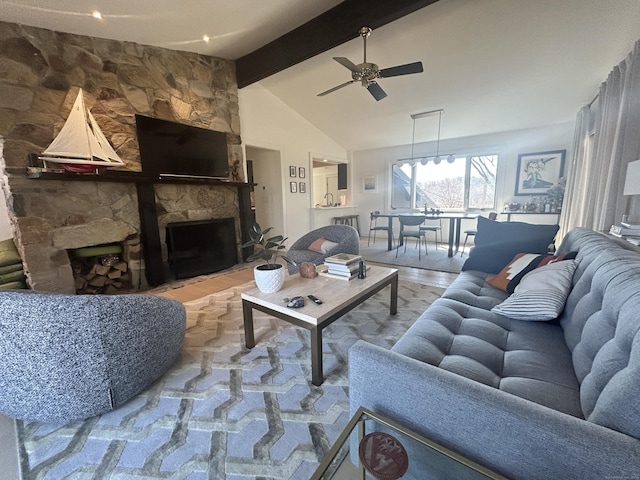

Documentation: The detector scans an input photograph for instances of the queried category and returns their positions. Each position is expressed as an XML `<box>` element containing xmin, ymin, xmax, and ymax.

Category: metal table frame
<box><xmin>242</xmin><ymin>271</ymin><xmax>398</xmax><ymax>386</ymax></box>
<box><xmin>372</xmin><ymin>212</ymin><xmax>480</xmax><ymax>257</ymax></box>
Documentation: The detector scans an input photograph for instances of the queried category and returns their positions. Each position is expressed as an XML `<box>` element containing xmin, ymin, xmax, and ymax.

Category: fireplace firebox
<box><xmin>166</xmin><ymin>218</ymin><xmax>238</xmax><ymax>279</ymax></box>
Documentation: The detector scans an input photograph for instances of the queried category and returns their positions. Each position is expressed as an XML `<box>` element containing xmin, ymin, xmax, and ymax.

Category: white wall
<box><xmin>239</xmin><ymin>84</ymin><xmax>575</xmax><ymax>243</ymax></box>
<box><xmin>239</xmin><ymin>84</ymin><xmax>347</xmax><ymax>243</ymax></box>
<box><xmin>351</xmin><ymin>122</ymin><xmax>576</xmax><ymax>238</ymax></box>
<box><xmin>0</xmin><ymin>141</ymin><xmax>13</xmax><ymax>241</ymax></box>
<box><xmin>0</xmin><ymin>190</ymin><xmax>11</xmax><ymax>241</ymax></box>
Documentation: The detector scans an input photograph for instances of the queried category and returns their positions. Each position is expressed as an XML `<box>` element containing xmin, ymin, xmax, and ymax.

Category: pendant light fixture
<box><xmin>400</xmin><ymin>109</ymin><xmax>455</xmax><ymax>165</ymax></box>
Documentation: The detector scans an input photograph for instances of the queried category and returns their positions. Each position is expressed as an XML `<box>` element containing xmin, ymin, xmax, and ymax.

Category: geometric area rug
<box><xmin>16</xmin><ymin>280</ymin><xmax>444</xmax><ymax>480</ymax></box>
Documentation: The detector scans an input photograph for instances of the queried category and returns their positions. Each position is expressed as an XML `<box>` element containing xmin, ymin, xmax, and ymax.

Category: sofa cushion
<box><xmin>486</xmin><ymin>251</ymin><xmax>577</xmax><ymax>293</ymax></box>
<box><xmin>461</xmin><ymin>216</ymin><xmax>559</xmax><ymax>273</ymax></box>
<box><xmin>392</xmin><ymin>271</ymin><xmax>582</xmax><ymax>416</ymax></box>
<box><xmin>307</xmin><ymin>237</ymin><xmax>338</xmax><ymax>254</ymax></box>
<box><xmin>491</xmin><ymin>259</ymin><xmax>577</xmax><ymax>321</ymax></box>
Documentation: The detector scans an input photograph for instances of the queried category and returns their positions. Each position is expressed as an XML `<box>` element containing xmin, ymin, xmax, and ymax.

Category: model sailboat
<box><xmin>39</xmin><ymin>89</ymin><xmax>125</xmax><ymax>173</ymax></box>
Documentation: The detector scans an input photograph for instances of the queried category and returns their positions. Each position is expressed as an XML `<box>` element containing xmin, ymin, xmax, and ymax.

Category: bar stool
<box><xmin>332</xmin><ymin>215</ymin><xmax>360</xmax><ymax>235</ymax></box>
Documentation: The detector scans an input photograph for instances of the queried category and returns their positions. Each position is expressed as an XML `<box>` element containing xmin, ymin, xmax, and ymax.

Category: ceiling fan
<box><xmin>317</xmin><ymin>27</ymin><xmax>424</xmax><ymax>101</ymax></box>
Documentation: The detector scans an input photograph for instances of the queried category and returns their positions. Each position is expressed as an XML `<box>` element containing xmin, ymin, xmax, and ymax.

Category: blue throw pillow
<box><xmin>461</xmin><ymin>216</ymin><xmax>559</xmax><ymax>274</ymax></box>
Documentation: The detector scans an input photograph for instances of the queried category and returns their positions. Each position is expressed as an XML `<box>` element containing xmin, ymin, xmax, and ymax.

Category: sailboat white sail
<box><xmin>39</xmin><ymin>89</ymin><xmax>125</xmax><ymax>172</ymax></box>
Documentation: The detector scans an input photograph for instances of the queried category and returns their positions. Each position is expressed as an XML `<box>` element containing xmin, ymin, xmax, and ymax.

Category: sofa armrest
<box><xmin>349</xmin><ymin>341</ymin><xmax>640</xmax><ymax>479</ymax></box>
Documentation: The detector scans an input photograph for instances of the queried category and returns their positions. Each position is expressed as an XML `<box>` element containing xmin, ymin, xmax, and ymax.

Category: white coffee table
<box><xmin>241</xmin><ymin>265</ymin><xmax>398</xmax><ymax>385</ymax></box>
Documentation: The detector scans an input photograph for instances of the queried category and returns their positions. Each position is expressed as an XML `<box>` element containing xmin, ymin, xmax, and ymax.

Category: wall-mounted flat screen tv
<box><xmin>135</xmin><ymin>114</ymin><xmax>229</xmax><ymax>179</ymax></box>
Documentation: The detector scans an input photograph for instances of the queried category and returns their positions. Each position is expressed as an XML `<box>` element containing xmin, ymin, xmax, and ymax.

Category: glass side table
<box><xmin>311</xmin><ymin>407</ymin><xmax>507</xmax><ymax>480</ymax></box>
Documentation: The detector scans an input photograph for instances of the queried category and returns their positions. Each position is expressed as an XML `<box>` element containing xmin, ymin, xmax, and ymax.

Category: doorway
<box><xmin>245</xmin><ymin>146</ymin><xmax>284</xmax><ymax>238</ymax></box>
<box><xmin>311</xmin><ymin>155</ymin><xmax>348</xmax><ymax>207</ymax></box>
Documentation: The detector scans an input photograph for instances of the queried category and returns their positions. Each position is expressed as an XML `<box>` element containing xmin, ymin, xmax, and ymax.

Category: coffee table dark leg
<box><xmin>242</xmin><ymin>299</ymin><xmax>255</xmax><ymax>349</ymax></box>
<box><xmin>310</xmin><ymin>326</ymin><xmax>323</xmax><ymax>386</ymax></box>
<box><xmin>390</xmin><ymin>275</ymin><xmax>398</xmax><ymax>315</ymax></box>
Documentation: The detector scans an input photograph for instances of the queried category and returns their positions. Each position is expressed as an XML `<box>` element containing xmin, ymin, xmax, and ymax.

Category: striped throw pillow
<box><xmin>486</xmin><ymin>251</ymin><xmax>577</xmax><ymax>293</ymax></box>
<box><xmin>491</xmin><ymin>259</ymin><xmax>578</xmax><ymax>321</ymax></box>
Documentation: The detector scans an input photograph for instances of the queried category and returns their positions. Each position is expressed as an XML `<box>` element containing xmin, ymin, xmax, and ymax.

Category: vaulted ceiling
<box><xmin>1</xmin><ymin>0</ymin><xmax>639</xmax><ymax>151</ymax></box>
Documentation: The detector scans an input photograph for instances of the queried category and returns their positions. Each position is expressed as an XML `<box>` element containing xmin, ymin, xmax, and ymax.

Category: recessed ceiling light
<box><xmin>203</xmin><ymin>35</ymin><xmax>210</xmax><ymax>43</ymax></box>
<box><xmin>92</xmin><ymin>10</ymin><xmax>102</xmax><ymax>20</ymax></box>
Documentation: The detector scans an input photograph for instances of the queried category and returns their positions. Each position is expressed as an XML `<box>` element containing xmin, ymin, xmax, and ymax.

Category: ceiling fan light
<box><xmin>447</xmin><ymin>154</ymin><xmax>456</xmax><ymax>163</ymax></box>
<box><xmin>433</xmin><ymin>156</ymin><xmax>441</xmax><ymax>165</ymax></box>
<box><xmin>420</xmin><ymin>157</ymin><xmax>428</xmax><ymax>165</ymax></box>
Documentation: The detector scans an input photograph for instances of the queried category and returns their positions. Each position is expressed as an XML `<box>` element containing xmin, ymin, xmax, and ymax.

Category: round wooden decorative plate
<box><xmin>358</xmin><ymin>431</ymin><xmax>409</xmax><ymax>480</ymax></box>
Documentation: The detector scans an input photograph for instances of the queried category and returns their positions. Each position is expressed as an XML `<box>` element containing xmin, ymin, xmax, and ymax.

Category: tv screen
<box><xmin>135</xmin><ymin>115</ymin><xmax>229</xmax><ymax>179</ymax></box>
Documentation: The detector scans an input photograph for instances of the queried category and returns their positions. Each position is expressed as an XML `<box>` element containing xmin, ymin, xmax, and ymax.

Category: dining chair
<box><xmin>396</xmin><ymin>215</ymin><xmax>427</xmax><ymax>260</ymax></box>
<box><xmin>367</xmin><ymin>211</ymin><xmax>394</xmax><ymax>247</ymax></box>
<box><xmin>419</xmin><ymin>218</ymin><xmax>442</xmax><ymax>251</ymax></box>
<box><xmin>461</xmin><ymin>211</ymin><xmax>498</xmax><ymax>256</ymax></box>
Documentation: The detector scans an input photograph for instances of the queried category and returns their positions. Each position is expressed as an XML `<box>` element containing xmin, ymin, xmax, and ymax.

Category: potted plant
<box><xmin>242</xmin><ymin>223</ymin><xmax>295</xmax><ymax>293</ymax></box>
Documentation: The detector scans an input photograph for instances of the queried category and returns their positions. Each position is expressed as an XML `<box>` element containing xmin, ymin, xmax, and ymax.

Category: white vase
<box><xmin>253</xmin><ymin>264</ymin><xmax>285</xmax><ymax>293</ymax></box>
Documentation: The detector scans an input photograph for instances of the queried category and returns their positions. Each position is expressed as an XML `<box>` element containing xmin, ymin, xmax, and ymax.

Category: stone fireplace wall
<box><xmin>0</xmin><ymin>21</ymin><xmax>244</xmax><ymax>293</ymax></box>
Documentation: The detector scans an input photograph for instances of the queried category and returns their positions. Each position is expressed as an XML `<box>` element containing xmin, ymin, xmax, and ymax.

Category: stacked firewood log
<box><xmin>72</xmin><ymin>254</ymin><xmax>131</xmax><ymax>294</ymax></box>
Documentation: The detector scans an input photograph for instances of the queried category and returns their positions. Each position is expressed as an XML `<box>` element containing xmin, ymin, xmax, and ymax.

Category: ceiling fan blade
<box><xmin>379</xmin><ymin>61</ymin><xmax>424</xmax><ymax>78</ymax></box>
<box><xmin>367</xmin><ymin>82</ymin><xmax>387</xmax><ymax>101</ymax></box>
<box><xmin>333</xmin><ymin>57</ymin><xmax>360</xmax><ymax>73</ymax></box>
<box><xmin>317</xmin><ymin>80</ymin><xmax>356</xmax><ymax>97</ymax></box>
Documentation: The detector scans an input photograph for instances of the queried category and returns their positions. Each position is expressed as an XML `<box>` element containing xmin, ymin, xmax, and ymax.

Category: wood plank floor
<box><xmin>146</xmin><ymin>241</ymin><xmax>458</xmax><ymax>303</ymax></box>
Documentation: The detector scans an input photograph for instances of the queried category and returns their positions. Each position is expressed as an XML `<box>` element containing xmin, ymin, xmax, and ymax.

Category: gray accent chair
<box><xmin>0</xmin><ymin>291</ymin><xmax>186</xmax><ymax>423</ymax></box>
<box><xmin>286</xmin><ymin>224</ymin><xmax>360</xmax><ymax>274</ymax></box>
<box><xmin>349</xmin><ymin>228</ymin><xmax>640</xmax><ymax>478</ymax></box>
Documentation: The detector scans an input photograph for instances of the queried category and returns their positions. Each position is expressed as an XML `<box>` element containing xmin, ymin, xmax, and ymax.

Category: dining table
<box><xmin>372</xmin><ymin>212</ymin><xmax>480</xmax><ymax>257</ymax></box>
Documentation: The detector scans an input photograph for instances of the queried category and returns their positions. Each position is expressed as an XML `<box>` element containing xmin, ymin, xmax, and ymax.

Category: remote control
<box><xmin>307</xmin><ymin>295</ymin><xmax>323</xmax><ymax>305</ymax></box>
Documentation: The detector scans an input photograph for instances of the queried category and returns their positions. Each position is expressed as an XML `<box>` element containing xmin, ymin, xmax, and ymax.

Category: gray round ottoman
<box><xmin>0</xmin><ymin>291</ymin><xmax>186</xmax><ymax>423</ymax></box>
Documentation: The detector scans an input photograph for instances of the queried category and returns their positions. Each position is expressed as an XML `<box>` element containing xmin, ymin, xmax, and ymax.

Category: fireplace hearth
<box><xmin>166</xmin><ymin>218</ymin><xmax>238</xmax><ymax>279</ymax></box>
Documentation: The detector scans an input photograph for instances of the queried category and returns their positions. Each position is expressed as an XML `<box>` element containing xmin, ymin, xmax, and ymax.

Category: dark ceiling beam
<box><xmin>235</xmin><ymin>0</ymin><xmax>440</xmax><ymax>88</ymax></box>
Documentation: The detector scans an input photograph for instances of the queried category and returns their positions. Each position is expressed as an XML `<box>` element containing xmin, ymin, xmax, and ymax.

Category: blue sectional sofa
<box><xmin>0</xmin><ymin>292</ymin><xmax>186</xmax><ymax>423</ymax></box>
<box><xmin>349</xmin><ymin>228</ymin><xmax>640</xmax><ymax>478</ymax></box>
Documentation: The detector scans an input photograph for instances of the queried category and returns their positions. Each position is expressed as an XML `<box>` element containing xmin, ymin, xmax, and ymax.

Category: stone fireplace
<box><xmin>0</xmin><ymin>21</ymin><xmax>249</xmax><ymax>293</ymax></box>
<box><xmin>166</xmin><ymin>217</ymin><xmax>238</xmax><ymax>279</ymax></box>
<box><xmin>0</xmin><ymin>169</ymin><xmax>249</xmax><ymax>292</ymax></box>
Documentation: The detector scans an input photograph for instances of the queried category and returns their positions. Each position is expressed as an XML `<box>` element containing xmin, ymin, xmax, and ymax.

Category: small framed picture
<box><xmin>515</xmin><ymin>150</ymin><xmax>566</xmax><ymax>196</ymax></box>
<box><xmin>298</xmin><ymin>167</ymin><xmax>306</xmax><ymax>178</ymax></box>
<box><xmin>363</xmin><ymin>174</ymin><xmax>378</xmax><ymax>193</ymax></box>
<box><xmin>299</xmin><ymin>182</ymin><xmax>306</xmax><ymax>193</ymax></box>
<box><xmin>290</xmin><ymin>181</ymin><xmax>297</xmax><ymax>193</ymax></box>
<box><xmin>289</xmin><ymin>166</ymin><xmax>297</xmax><ymax>177</ymax></box>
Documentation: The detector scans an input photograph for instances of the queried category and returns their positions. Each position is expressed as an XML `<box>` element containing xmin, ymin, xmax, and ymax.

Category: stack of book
<box><xmin>319</xmin><ymin>253</ymin><xmax>363</xmax><ymax>280</ymax></box>
<box><xmin>609</xmin><ymin>222</ymin><xmax>640</xmax><ymax>246</ymax></box>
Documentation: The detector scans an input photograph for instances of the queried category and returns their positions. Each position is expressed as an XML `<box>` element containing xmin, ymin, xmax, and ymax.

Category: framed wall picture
<box><xmin>298</xmin><ymin>167</ymin><xmax>306</xmax><ymax>178</ymax></box>
<box><xmin>363</xmin><ymin>174</ymin><xmax>377</xmax><ymax>193</ymax></box>
<box><xmin>289</xmin><ymin>166</ymin><xmax>297</xmax><ymax>177</ymax></box>
<box><xmin>515</xmin><ymin>150</ymin><xmax>566</xmax><ymax>196</ymax></box>
<box><xmin>290</xmin><ymin>181</ymin><xmax>297</xmax><ymax>193</ymax></box>
<box><xmin>299</xmin><ymin>182</ymin><xmax>306</xmax><ymax>193</ymax></box>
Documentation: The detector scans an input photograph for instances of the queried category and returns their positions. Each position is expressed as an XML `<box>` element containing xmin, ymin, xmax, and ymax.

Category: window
<box><xmin>391</xmin><ymin>154</ymin><xmax>498</xmax><ymax>210</ymax></box>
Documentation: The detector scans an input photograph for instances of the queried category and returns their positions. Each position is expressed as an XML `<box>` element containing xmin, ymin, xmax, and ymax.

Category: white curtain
<box><xmin>560</xmin><ymin>38</ymin><xmax>640</xmax><ymax>239</ymax></box>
